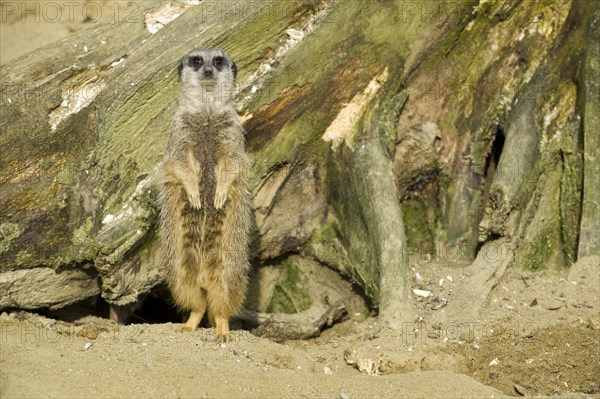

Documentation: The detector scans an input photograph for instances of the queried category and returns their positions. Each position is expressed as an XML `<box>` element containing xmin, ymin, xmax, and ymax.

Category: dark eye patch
<box><xmin>213</xmin><ymin>56</ymin><xmax>226</xmax><ymax>70</ymax></box>
<box><xmin>188</xmin><ymin>56</ymin><xmax>203</xmax><ymax>71</ymax></box>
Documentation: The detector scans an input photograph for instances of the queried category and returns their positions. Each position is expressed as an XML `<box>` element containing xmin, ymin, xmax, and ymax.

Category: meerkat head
<box><xmin>177</xmin><ymin>48</ymin><xmax>237</xmax><ymax>107</ymax></box>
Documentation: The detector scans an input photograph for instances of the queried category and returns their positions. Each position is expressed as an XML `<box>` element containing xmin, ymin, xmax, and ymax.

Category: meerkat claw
<box><xmin>214</xmin><ymin>192</ymin><xmax>226</xmax><ymax>209</ymax></box>
<box><xmin>188</xmin><ymin>193</ymin><xmax>202</xmax><ymax>210</ymax></box>
<box><xmin>217</xmin><ymin>332</ymin><xmax>231</xmax><ymax>342</ymax></box>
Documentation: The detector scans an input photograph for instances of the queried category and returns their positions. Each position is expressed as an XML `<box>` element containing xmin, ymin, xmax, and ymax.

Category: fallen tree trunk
<box><xmin>0</xmin><ymin>0</ymin><xmax>335</xmax><ymax>308</ymax></box>
<box><xmin>1</xmin><ymin>0</ymin><xmax>597</xmax><ymax>327</ymax></box>
<box><xmin>1</xmin><ymin>0</ymin><xmax>418</xmax><ymax>317</ymax></box>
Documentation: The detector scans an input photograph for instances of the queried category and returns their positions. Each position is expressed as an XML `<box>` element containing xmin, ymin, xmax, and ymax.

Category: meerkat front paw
<box><xmin>188</xmin><ymin>192</ymin><xmax>202</xmax><ymax>209</ymax></box>
<box><xmin>214</xmin><ymin>190</ymin><xmax>227</xmax><ymax>209</ymax></box>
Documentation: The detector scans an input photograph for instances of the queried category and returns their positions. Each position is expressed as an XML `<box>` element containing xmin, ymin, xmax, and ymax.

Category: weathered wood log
<box><xmin>325</xmin><ymin>69</ymin><xmax>411</xmax><ymax>325</ymax></box>
<box><xmin>241</xmin><ymin>0</ymin><xmax>461</xmax><ymax>317</ymax></box>
<box><xmin>0</xmin><ymin>267</ymin><xmax>100</xmax><ymax>309</ymax></box>
<box><xmin>508</xmin><ymin>2</ymin><xmax>586</xmax><ymax>269</ymax></box>
<box><xmin>397</xmin><ymin>0</ymin><xmax>589</xmax><ymax>271</ymax></box>
<box><xmin>242</xmin><ymin>299</ymin><xmax>347</xmax><ymax>341</ymax></box>
<box><xmin>478</xmin><ymin>100</ymin><xmax>539</xmax><ymax>240</ymax></box>
<box><xmin>1</xmin><ymin>0</ymin><xmax>597</xmax><ymax>327</ymax></box>
<box><xmin>0</xmin><ymin>0</ymin><xmax>417</xmax><ymax>316</ymax></box>
<box><xmin>0</xmin><ymin>0</ymin><xmax>331</xmax><ymax>308</ymax></box>
<box><xmin>578</xmin><ymin>1</ymin><xmax>600</xmax><ymax>257</ymax></box>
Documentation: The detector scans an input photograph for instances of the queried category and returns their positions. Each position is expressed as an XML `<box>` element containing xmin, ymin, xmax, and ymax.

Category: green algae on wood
<box><xmin>267</xmin><ymin>259</ymin><xmax>312</xmax><ymax>314</ymax></box>
<box><xmin>578</xmin><ymin>0</ymin><xmax>600</xmax><ymax>257</ymax></box>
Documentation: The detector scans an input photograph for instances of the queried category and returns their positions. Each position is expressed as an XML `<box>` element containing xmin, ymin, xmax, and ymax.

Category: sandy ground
<box><xmin>1</xmin><ymin>256</ymin><xmax>598</xmax><ymax>399</ymax></box>
<box><xmin>0</xmin><ymin>317</ymin><xmax>505</xmax><ymax>399</ymax></box>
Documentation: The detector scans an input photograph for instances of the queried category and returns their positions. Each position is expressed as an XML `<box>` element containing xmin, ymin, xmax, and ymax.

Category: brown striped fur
<box><xmin>157</xmin><ymin>48</ymin><xmax>252</xmax><ymax>341</ymax></box>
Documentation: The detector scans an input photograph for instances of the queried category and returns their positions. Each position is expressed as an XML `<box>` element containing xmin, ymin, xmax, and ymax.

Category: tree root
<box><xmin>237</xmin><ymin>300</ymin><xmax>348</xmax><ymax>341</ymax></box>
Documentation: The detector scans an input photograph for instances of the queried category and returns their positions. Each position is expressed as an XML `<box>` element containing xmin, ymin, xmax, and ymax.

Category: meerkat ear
<box><xmin>178</xmin><ymin>60</ymin><xmax>184</xmax><ymax>80</ymax></box>
<box><xmin>231</xmin><ymin>62</ymin><xmax>237</xmax><ymax>80</ymax></box>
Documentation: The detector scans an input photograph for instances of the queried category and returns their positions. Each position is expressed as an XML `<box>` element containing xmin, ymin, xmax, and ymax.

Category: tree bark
<box><xmin>0</xmin><ymin>0</ymin><xmax>333</xmax><ymax>308</ymax></box>
<box><xmin>0</xmin><ymin>0</ymin><xmax>597</xmax><ymax>325</ymax></box>
<box><xmin>578</xmin><ymin>0</ymin><xmax>600</xmax><ymax>257</ymax></box>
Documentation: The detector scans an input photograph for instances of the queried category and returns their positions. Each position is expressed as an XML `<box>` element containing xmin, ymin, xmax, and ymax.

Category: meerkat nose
<box><xmin>203</xmin><ymin>67</ymin><xmax>213</xmax><ymax>77</ymax></box>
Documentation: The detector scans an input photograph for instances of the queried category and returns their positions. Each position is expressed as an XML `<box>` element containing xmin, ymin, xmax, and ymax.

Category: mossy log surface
<box><xmin>396</xmin><ymin>0</ymin><xmax>593</xmax><ymax>269</ymax></box>
<box><xmin>0</xmin><ymin>0</ymin><xmax>597</xmax><ymax>317</ymax></box>
<box><xmin>0</xmin><ymin>0</ymin><xmax>418</xmax><ymax>312</ymax></box>
<box><xmin>1</xmin><ymin>0</ymin><xmax>335</xmax><ymax>307</ymax></box>
<box><xmin>578</xmin><ymin>1</ymin><xmax>600</xmax><ymax>257</ymax></box>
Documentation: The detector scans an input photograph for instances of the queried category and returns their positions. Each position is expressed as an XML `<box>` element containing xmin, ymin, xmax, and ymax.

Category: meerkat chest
<box><xmin>190</xmin><ymin>138</ymin><xmax>218</xmax><ymax>198</ymax></box>
<box><xmin>182</xmin><ymin>111</ymin><xmax>231</xmax><ymax>159</ymax></box>
<box><xmin>179</xmin><ymin>116</ymin><xmax>224</xmax><ymax>202</ymax></box>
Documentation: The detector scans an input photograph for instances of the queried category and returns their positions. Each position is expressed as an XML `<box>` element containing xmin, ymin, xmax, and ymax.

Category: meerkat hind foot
<box><xmin>214</xmin><ymin>316</ymin><xmax>231</xmax><ymax>342</ymax></box>
<box><xmin>216</xmin><ymin>331</ymin><xmax>231</xmax><ymax>342</ymax></box>
<box><xmin>216</xmin><ymin>330</ymin><xmax>231</xmax><ymax>342</ymax></box>
<box><xmin>175</xmin><ymin>309</ymin><xmax>204</xmax><ymax>332</ymax></box>
<box><xmin>174</xmin><ymin>324</ymin><xmax>194</xmax><ymax>332</ymax></box>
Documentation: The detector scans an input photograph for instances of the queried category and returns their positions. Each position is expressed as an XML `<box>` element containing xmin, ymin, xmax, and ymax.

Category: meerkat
<box><xmin>157</xmin><ymin>48</ymin><xmax>253</xmax><ymax>341</ymax></box>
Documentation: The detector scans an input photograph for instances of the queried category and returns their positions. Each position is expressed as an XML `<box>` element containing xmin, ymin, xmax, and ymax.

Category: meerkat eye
<box><xmin>213</xmin><ymin>56</ymin><xmax>224</xmax><ymax>67</ymax></box>
<box><xmin>190</xmin><ymin>56</ymin><xmax>203</xmax><ymax>67</ymax></box>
